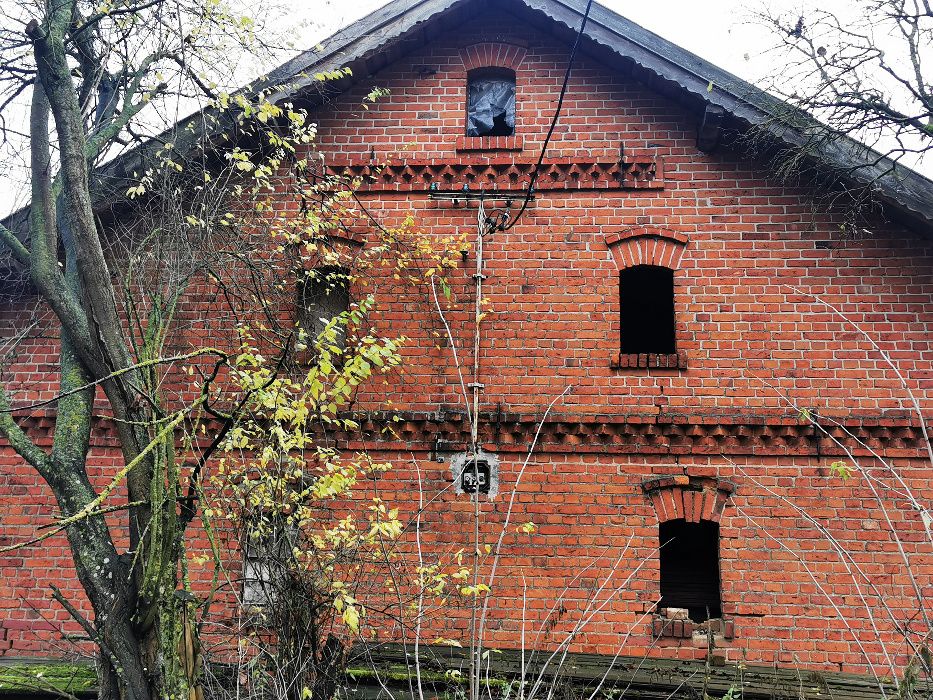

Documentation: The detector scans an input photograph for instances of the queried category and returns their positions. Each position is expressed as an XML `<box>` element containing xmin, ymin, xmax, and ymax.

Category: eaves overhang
<box><xmin>4</xmin><ymin>0</ymin><xmax>933</xmax><ymax>244</ymax></box>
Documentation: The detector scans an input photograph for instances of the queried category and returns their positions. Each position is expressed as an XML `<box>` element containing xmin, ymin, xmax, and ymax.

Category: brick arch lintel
<box><xmin>460</xmin><ymin>42</ymin><xmax>528</xmax><ymax>72</ymax></box>
<box><xmin>604</xmin><ymin>227</ymin><xmax>688</xmax><ymax>270</ymax></box>
<box><xmin>298</xmin><ymin>233</ymin><xmax>364</xmax><ymax>271</ymax></box>
<box><xmin>642</xmin><ymin>475</ymin><xmax>735</xmax><ymax>524</ymax></box>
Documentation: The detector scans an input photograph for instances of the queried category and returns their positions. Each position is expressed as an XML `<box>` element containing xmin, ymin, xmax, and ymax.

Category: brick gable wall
<box><xmin>1</xmin><ymin>5</ymin><xmax>931</xmax><ymax>678</ymax></box>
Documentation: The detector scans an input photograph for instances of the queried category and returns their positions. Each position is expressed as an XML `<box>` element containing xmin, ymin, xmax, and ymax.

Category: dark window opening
<box><xmin>659</xmin><ymin>519</ymin><xmax>721</xmax><ymax>622</ymax></box>
<box><xmin>298</xmin><ymin>266</ymin><xmax>350</xmax><ymax>354</ymax></box>
<box><xmin>467</xmin><ymin>68</ymin><xmax>515</xmax><ymax>137</ymax></box>
<box><xmin>620</xmin><ymin>265</ymin><xmax>675</xmax><ymax>354</ymax></box>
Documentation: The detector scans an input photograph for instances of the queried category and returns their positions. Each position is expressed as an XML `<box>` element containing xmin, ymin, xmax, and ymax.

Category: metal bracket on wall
<box><xmin>428</xmin><ymin>191</ymin><xmax>533</xmax><ymax>204</ymax></box>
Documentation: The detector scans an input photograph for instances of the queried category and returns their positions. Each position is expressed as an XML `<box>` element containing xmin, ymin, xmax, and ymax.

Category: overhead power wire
<box><xmin>499</xmin><ymin>0</ymin><xmax>595</xmax><ymax>232</ymax></box>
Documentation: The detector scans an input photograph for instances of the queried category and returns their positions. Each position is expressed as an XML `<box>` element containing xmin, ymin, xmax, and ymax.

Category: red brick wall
<box><xmin>336</xmin><ymin>451</ymin><xmax>933</xmax><ymax>669</ymax></box>
<box><xmin>303</xmin><ymin>9</ymin><xmax>933</xmax><ymax>420</ymax></box>
<box><xmin>1</xmin><ymin>4</ymin><xmax>932</xmax><ymax>679</ymax></box>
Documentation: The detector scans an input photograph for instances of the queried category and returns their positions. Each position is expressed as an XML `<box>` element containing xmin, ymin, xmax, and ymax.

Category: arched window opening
<box><xmin>619</xmin><ymin>265</ymin><xmax>675</xmax><ymax>354</ymax></box>
<box><xmin>467</xmin><ymin>68</ymin><xmax>515</xmax><ymax>137</ymax></box>
<box><xmin>298</xmin><ymin>266</ymin><xmax>350</xmax><ymax>354</ymax></box>
<box><xmin>659</xmin><ymin>519</ymin><xmax>722</xmax><ymax>622</ymax></box>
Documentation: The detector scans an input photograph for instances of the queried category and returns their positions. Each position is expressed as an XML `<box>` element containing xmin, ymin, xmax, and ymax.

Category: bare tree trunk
<box><xmin>12</xmin><ymin>9</ymin><xmax>179</xmax><ymax>697</ymax></box>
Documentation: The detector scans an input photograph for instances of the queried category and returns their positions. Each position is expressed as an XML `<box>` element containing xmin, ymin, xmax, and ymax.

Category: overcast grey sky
<box><xmin>0</xmin><ymin>0</ymin><xmax>909</xmax><ymax>217</ymax></box>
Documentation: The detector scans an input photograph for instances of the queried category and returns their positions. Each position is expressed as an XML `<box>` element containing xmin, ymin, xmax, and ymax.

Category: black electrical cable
<box><xmin>499</xmin><ymin>0</ymin><xmax>595</xmax><ymax>232</ymax></box>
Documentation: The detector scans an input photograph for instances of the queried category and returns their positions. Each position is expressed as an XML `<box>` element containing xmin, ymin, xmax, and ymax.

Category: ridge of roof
<box><xmin>5</xmin><ymin>0</ymin><xmax>933</xmax><ymax>238</ymax></box>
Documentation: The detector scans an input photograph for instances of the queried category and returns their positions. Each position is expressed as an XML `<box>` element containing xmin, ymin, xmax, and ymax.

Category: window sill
<box><xmin>652</xmin><ymin>615</ymin><xmax>734</xmax><ymax>640</ymax></box>
<box><xmin>456</xmin><ymin>135</ymin><xmax>524</xmax><ymax>152</ymax></box>
<box><xmin>610</xmin><ymin>351</ymin><xmax>687</xmax><ymax>370</ymax></box>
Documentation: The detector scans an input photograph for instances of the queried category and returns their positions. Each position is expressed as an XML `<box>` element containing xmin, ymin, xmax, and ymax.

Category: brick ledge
<box><xmin>611</xmin><ymin>351</ymin><xmax>687</xmax><ymax>370</ymax></box>
<box><xmin>455</xmin><ymin>135</ymin><xmax>524</xmax><ymax>152</ymax></box>
<box><xmin>652</xmin><ymin>615</ymin><xmax>735</xmax><ymax>640</ymax></box>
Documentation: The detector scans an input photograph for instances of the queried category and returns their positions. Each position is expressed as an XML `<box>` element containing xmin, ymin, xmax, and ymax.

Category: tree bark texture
<box><xmin>0</xmin><ymin>3</ymin><xmax>200</xmax><ymax>699</ymax></box>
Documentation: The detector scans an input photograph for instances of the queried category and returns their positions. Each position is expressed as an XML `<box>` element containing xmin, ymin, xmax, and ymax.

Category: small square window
<box><xmin>467</xmin><ymin>68</ymin><xmax>515</xmax><ymax>137</ymax></box>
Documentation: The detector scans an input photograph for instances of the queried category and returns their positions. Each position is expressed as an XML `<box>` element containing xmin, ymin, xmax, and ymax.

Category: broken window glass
<box><xmin>242</xmin><ymin>518</ymin><xmax>296</xmax><ymax>606</ymax></box>
<box><xmin>467</xmin><ymin>68</ymin><xmax>515</xmax><ymax>137</ymax></box>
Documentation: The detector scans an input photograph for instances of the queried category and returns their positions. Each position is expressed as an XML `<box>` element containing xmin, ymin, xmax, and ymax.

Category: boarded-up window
<box><xmin>242</xmin><ymin>520</ymin><xmax>295</xmax><ymax>606</ymax></box>
<box><xmin>467</xmin><ymin>68</ymin><xmax>515</xmax><ymax>137</ymax></box>
<box><xmin>242</xmin><ymin>543</ymin><xmax>274</xmax><ymax>607</ymax></box>
<box><xmin>659</xmin><ymin>519</ymin><xmax>721</xmax><ymax>621</ymax></box>
<box><xmin>620</xmin><ymin>265</ymin><xmax>675</xmax><ymax>354</ymax></box>
<box><xmin>299</xmin><ymin>266</ymin><xmax>350</xmax><ymax>353</ymax></box>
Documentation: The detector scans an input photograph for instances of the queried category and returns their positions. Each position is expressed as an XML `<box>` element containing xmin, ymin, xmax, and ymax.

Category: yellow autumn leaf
<box><xmin>343</xmin><ymin>604</ymin><xmax>360</xmax><ymax>633</ymax></box>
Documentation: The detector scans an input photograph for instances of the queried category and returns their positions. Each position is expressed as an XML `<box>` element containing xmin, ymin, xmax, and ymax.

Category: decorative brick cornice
<box><xmin>322</xmin><ymin>156</ymin><xmax>663</xmax><ymax>193</ymax></box>
<box><xmin>346</xmin><ymin>412</ymin><xmax>929</xmax><ymax>457</ymax></box>
<box><xmin>5</xmin><ymin>411</ymin><xmax>928</xmax><ymax>458</ymax></box>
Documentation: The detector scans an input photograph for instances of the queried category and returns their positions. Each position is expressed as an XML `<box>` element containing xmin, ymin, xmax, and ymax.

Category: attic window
<box><xmin>659</xmin><ymin>519</ymin><xmax>721</xmax><ymax>622</ymax></box>
<box><xmin>298</xmin><ymin>266</ymin><xmax>350</xmax><ymax>353</ymax></box>
<box><xmin>467</xmin><ymin>68</ymin><xmax>515</xmax><ymax>137</ymax></box>
<box><xmin>620</xmin><ymin>265</ymin><xmax>675</xmax><ymax>354</ymax></box>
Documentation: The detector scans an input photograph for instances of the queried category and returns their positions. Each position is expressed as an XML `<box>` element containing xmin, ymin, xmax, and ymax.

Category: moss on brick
<box><xmin>0</xmin><ymin>661</ymin><xmax>96</xmax><ymax>696</ymax></box>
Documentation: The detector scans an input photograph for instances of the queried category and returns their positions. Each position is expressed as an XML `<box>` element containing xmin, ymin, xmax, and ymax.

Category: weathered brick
<box><xmin>0</xmin><ymin>5</ymin><xmax>930</xmax><ymax>681</ymax></box>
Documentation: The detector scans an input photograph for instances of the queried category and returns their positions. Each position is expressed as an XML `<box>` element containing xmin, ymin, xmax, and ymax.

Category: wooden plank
<box><xmin>347</xmin><ymin>644</ymin><xmax>912</xmax><ymax>700</ymax></box>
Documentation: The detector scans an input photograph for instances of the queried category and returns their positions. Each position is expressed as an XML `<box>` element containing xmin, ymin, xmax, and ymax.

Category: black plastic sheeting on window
<box><xmin>467</xmin><ymin>75</ymin><xmax>515</xmax><ymax>137</ymax></box>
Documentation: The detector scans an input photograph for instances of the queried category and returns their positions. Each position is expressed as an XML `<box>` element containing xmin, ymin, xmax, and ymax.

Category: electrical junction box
<box><xmin>460</xmin><ymin>459</ymin><xmax>490</xmax><ymax>493</ymax></box>
<box><xmin>451</xmin><ymin>449</ymin><xmax>499</xmax><ymax>498</ymax></box>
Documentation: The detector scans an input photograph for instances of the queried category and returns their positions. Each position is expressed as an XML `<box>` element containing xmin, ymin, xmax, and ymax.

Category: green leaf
<box><xmin>829</xmin><ymin>460</ymin><xmax>853</xmax><ymax>482</ymax></box>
